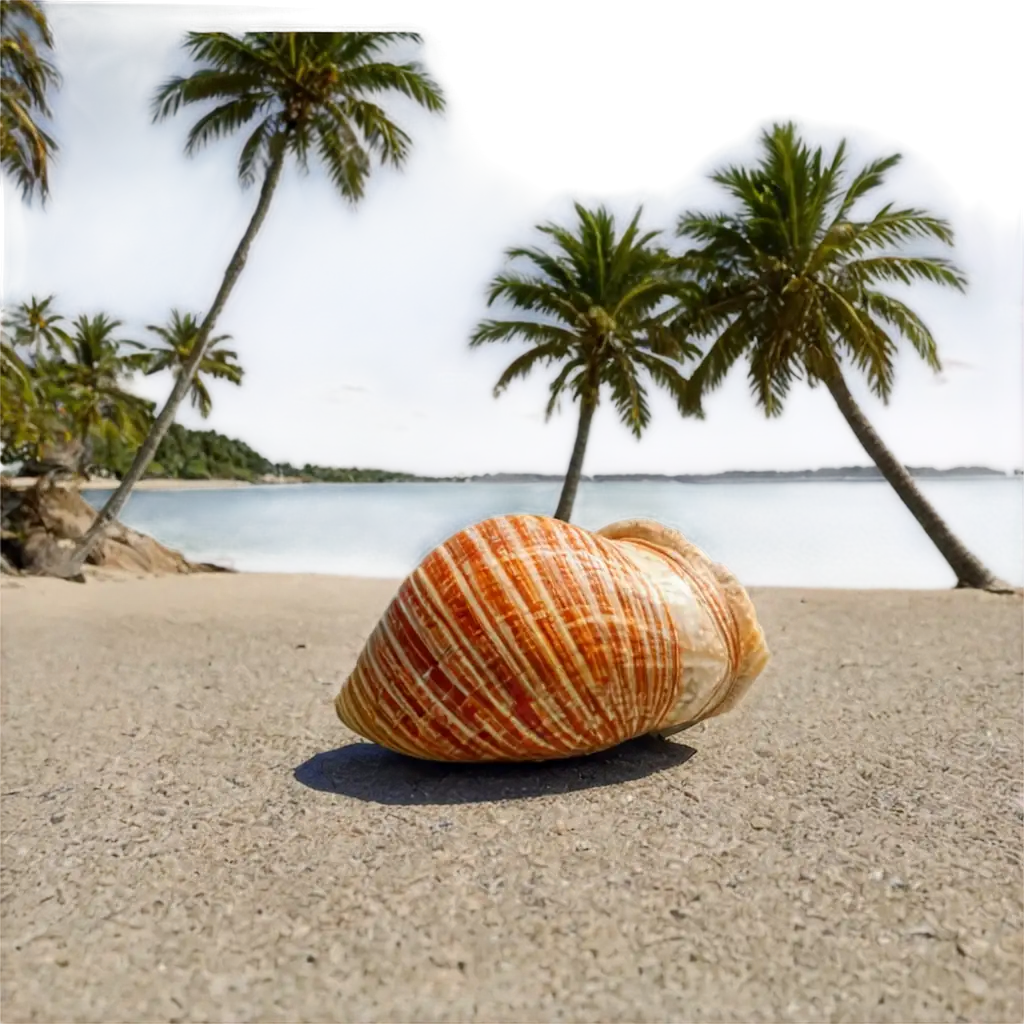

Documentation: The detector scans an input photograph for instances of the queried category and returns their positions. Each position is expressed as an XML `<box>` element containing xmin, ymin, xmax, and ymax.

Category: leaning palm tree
<box><xmin>675</xmin><ymin>121</ymin><xmax>1009</xmax><ymax>592</ymax></box>
<box><xmin>1</xmin><ymin>0</ymin><xmax>61</xmax><ymax>203</ymax></box>
<box><xmin>471</xmin><ymin>202</ymin><xmax>700</xmax><ymax>522</ymax></box>
<box><xmin>8</xmin><ymin>293</ymin><xmax>68</xmax><ymax>360</ymax></box>
<box><xmin>144</xmin><ymin>309</ymin><xmax>243</xmax><ymax>418</ymax></box>
<box><xmin>63</xmin><ymin>32</ymin><xmax>444</xmax><ymax>577</ymax></box>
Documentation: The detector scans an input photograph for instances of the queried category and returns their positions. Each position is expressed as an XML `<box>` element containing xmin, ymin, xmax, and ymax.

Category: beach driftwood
<box><xmin>0</xmin><ymin>477</ymin><xmax>230</xmax><ymax>580</ymax></box>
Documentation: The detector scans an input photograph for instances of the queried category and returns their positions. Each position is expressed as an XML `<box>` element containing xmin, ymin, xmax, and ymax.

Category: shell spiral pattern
<box><xmin>335</xmin><ymin>514</ymin><xmax>770</xmax><ymax>762</ymax></box>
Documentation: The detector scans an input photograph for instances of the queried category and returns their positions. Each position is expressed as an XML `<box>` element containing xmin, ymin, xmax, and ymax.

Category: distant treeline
<box><xmin>76</xmin><ymin>426</ymin><xmax>1019</xmax><ymax>484</ymax></box>
<box><xmin>465</xmin><ymin>467</ymin><xmax>1016</xmax><ymax>483</ymax></box>
<box><xmin>87</xmin><ymin>424</ymin><xmax>433</xmax><ymax>483</ymax></box>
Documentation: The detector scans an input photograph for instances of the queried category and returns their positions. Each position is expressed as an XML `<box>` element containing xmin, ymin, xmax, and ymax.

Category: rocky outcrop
<box><xmin>0</xmin><ymin>477</ymin><xmax>230</xmax><ymax>580</ymax></box>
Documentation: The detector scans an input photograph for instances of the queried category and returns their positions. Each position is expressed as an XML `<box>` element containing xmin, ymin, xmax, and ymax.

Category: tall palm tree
<box><xmin>1</xmin><ymin>0</ymin><xmax>60</xmax><ymax>203</ymax></box>
<box><xmin>64</xmin><ymin>32</ymin><xmax>445</xmax><ymax>577</ymax></box>
<box><xmin>675</xmin><ymin>122</ymin><xmax>1009</xmax><ymax>592</ymax></box>
<box><xmin>8</xmin><ymin>293</ymin><xmax>68</xmax><ymax>360</ymax></box>
<box><xmin>144</xmin><ymin>309</ymin><xmax>243</xmax><ymax>418</ymax></box>
<box><xmin>471</xmin><ymin>202</ymin><xmax>700</xmax><ymax>522</ymax></box>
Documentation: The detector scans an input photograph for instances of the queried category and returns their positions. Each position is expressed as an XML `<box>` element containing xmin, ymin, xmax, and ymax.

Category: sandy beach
<box><xmin>4</xmin><ymin>477</ymin><xmax>269</xmax><ymax>491</ymax></box>
<box><xmin>1</xmin><ymin>574</ymin><xmax>1021</xmax><ymax>1023</ymax></box>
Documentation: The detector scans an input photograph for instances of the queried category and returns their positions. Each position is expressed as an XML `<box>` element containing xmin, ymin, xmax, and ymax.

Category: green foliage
<box><xmin>1</xmin><ymin>0</ymin><xmax>60</xmax><ymax>203</ymax></box>
<box><xmin>87</xmin><ymin>424</ymin><xmax>426</xmax><ymax>483</ymax></box>
<box><xmin>144</xmin><ymin>309</ymin><xmax>243</xmax><ymax>418</ymax></box>
<box><xmin>470</xmin><ymin>202</ymin><xmax>701</xmax><ymax>437</ymax></box>
<box><xmin>675</xmin><ymin>122</ymin><xmax>966</xmax><ymax>416</ymax></box>
<box><xmin>58</xmin><ymin>313</ymin><xmax>153</xmax><ymax>448</ymax></box>
<box><xmin>0</xmin><ymin>297</ymin><xmax>245</xmax><ymax>476</ymax></box>
<box><xmin>1</xmin><ymin>298</ymin><xmax>426</xmax><ymax>484</ymax></box>
<box><xmin>1</xmin><ymin>299</ymin><xmax>152</xmax><ymax>469</ymax></box>
<box><xmin>152</xmin><ymin>31</ymin><xmax>445</xmax><ymax>200</ymax></box>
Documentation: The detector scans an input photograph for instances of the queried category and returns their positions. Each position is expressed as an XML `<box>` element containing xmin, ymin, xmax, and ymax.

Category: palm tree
<box><xmin>144</xmin><ymin>309</ymin><xmax>243</xmax><ymax>418</ymax></box>
<box><xmin>1</xmin><ymin>300</ymin><xmax>65</xmax><ymax>465</ymax></box>
<box><xmin>1</xmin><ymin>327</ymin><xmax>38</xmax><ymax>457</ymax></box>
<box><xmin>58</xmin><ymin>314</ymin><xmax>153</xmax><ymax>473</ymax></box>
<box><xmin>1</xmin><ymin>0</ymin><xmax>60</xmax><ymax>203</ymax></box>
<box><xmin>63</xmin><ymin>32</ymin><xmax>445</xmax><ymax>577</ymax></box>
<box><xmin>8</xmin><ymin>294</ymin><xmax>68</xmax><ymax>361</ymax></box>
<box><xmin>675</xmin><ymin>122</ymin><xmax>1009</xmax><ymax>592</ymax></box>
<box><xmin>471</xmin><ymin>203</ymin><xmax>700</xmax><ymax>522</ymax></box>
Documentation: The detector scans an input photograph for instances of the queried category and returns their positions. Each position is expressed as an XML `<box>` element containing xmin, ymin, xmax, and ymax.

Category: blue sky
<box><xmin>3</xmin><ymin>0</ymin><xmax>1022</xmax><ymax>474</ymax></box>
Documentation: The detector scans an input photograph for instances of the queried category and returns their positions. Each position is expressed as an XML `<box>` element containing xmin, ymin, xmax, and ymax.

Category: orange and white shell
<box><xmin>335</xmin><ymin>514</ymin><xmax>770</xmax><ymax>762</ymax></box>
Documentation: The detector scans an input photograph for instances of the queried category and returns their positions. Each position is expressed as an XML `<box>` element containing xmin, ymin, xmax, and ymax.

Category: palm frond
<box><xmin>334</xmin><ymin>60</ymin><xmax>445</xmax><ymax>113</ymax></box>
<box><xmin>818</xmin><ymin>282</ymin><xmax>897</xmax><ymax>400</ymax></box>
<box><xmin>151</xmin><ymin>68</ymin><xmax>266</xmax><ymax>122</ymax></box>
<box><xmin>844</xmin><ymin>254</ymin><xmax>966</xmax><ymax>291</ymax></box>
<box><xmin>340</xmin><ymin>97</ymin><xmax>413</xmax><ymax>167</ymax></box>
<box><xmin>184</xmin><ymin>95</ymin><xmax>266</xmax><ymax>155</ymax></box>
<box><xmin>863</xmin><ymin>290</ymin><xmax>941</xmax><ymax>372</ymax></box>
<box><xmin>631</xmin><ymin>349</ymin><xmax>689</xmax><ymax>410</ymax></box>
<box><xmin>312</xmin><ymin>110</ymin><xmax>370</xmax><ymax>200</ymax></box>
<box><xmin>470</xmin><ymin>319</ymin><xmax>577</xmax><ymax>349</ymax></box>
<box><xmin>492</xmin><ymin>341</ymin><xmax>570</xmax><ymax>397</ymax></box>
<box><xmin>605</xmin><ymin>353</ymin><xmax>650</xmax><ymax>437</ymax></box>
<box><xmin>482</xmin><ymin>272</ymin><xmax>582</xmax><ymax>326</ymax></box>
<box><xmin>844</xmin><ymin>206</ymin><xmax>957</xmax><ymax>253</ymax></box>
<box><xmin>834</xmin><ymin>153</ymin><xmax>902</xmax><ymax>220</ymax></box>
<box><xmin>747</xmin><ymin>330</ymin><xmax>801</xmax><ymax>416</ymax></box>
<box><xmin>543</xmin><ymin>357</ymin><xmax>587</xmax><ymax>419</ymax></box>
<box><xmin>682</xmin><ymin>314</ymin><xmax>756</xmax><ymax>416</ymax></box>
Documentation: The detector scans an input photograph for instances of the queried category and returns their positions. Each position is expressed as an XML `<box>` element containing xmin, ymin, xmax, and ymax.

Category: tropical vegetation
<box><xmin>87</xmin><ymin>424</ymin><xmax>427</xmax><ymax>483</ymax></box>
<box><xmin>673</xmin><ymin>122</ymin><xmax>1007</xmax><ymax>591</ymax></box>
<box><xmin>144</xmin><ymin>309</ymin><xmax>243</xmax><ymax>419</ymax></box>
<box><xmin>1</xmin><ymin>296</ymin><xmax>239</xmax><ymax>479</ymax></box>
<box><xmin>1</xmin><ymin>0</ymin><xmax>60</xmax><ymax>202</ymax></box>
<box><xmin>0</xmin><ymin>295</ymin><xmax>437</xmax><ymax>485</ymax></box>
<box><xmin>470</xmin><ymin>202</ymin><xmax>700</xmax><ymax>521</ymax></box>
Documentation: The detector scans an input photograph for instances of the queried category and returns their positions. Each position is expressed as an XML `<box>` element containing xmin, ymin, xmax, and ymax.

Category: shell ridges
<box><xmin>335</xmin><ymin>514</ymin><xmax>769</xmax><ymax>762</ymax></box>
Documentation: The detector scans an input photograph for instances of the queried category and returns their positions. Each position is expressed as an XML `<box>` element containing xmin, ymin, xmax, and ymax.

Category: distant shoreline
<box><xmin>3</xmin><ymin>465</ymin><xmax>1019</xmax><ymax>491</ymax></box>
<box><xmin>3</xmin><ymin>477</ymin><xmax>261</xmax><ymax>492</ymax></box>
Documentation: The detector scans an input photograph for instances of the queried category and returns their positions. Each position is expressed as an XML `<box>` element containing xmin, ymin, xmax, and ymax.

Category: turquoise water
<box><xmin>82</xmin><ymin>478</ymin><xmax>1023</xmax><ymax>589</ymax></box>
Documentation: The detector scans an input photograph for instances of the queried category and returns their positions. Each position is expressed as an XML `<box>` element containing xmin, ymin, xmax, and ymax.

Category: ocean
<box><xmin>82</xmin><ymin>478</ymin><xmax>1022</xmax><ymax>589</ymax></box>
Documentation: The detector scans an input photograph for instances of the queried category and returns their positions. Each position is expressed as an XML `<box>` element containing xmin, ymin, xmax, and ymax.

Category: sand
<box><xmin>1</xmin><ymin>574</ymin><xmax>1021</xmax><ymax>1023</ymax></box>
<box><xmin>4</xmin><ymin>477</ymin><xmax>266</xmax><ymax>491</ymax></box>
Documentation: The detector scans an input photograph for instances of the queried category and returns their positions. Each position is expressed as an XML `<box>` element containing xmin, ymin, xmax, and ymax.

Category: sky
<box><xmin>3</xmin><ymin>0</ymin><xmax>1022</xmax><ymax>476</ymax></box>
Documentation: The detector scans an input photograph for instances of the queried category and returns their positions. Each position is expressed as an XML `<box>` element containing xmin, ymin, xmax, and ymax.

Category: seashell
<box><xmin>335</xmin><ymin>514</ymin><xmax>770</xmax><ymax>762</ymax></box>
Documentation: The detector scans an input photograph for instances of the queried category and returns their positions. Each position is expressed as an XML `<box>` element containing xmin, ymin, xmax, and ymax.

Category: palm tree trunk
<box><xmin>823</xmin><ymin>370</ymin><xmax>1011</xmax><ymax>592</ymax></box>
<box><xmin>554</xmin><ymin>392</ymin><xmax>597</xmax><ymax>522</ymax></box>
<box><xmin>60</xmin><ymin>144</ymin><xmax>288</xmax><ymax>578</ymax></box>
